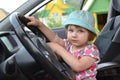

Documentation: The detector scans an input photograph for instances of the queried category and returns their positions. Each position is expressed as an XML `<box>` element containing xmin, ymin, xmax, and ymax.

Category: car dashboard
<box><xmin>0</xmin><ymin>31</ymin><xmax>55</xmax><ymax>80</ymax></box>
<box><xmin>0</xmin><ymin>31</ymin><xmax>19</xmax><ymax>62</ymax></box>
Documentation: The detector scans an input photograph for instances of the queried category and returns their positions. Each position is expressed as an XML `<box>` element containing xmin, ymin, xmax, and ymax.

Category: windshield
<box><xmin>33</xmin><ymin>0</ymin><xmax>83</xmax><ymax>28</ymax></box>
<box><xmin>0</xmin><ymin>0</ymin><xmax>28</xmax><ymax>21</ymax></box>
<box><xmin>0</xmin><ymin>0</ymin><xmax>108</xmax><ymax>33</ymax></box>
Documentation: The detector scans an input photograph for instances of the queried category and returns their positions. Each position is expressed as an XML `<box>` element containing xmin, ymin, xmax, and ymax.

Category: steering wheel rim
<box><xmin>9</xmin><ymin>12</ymin><xmax>75</xmax><ymax>80</ymax></box>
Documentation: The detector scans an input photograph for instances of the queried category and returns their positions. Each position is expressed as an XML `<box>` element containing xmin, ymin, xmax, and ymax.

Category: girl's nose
<box><xmin>71</xmin><ymin>32</ymin><xmax>77</xmax><ymax>37</ymax></box>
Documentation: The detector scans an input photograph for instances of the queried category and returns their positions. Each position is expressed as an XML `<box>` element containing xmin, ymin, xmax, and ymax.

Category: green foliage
<box><xmin>33</xmin><ymin>0</ymin><xmax>83</xmax><ymax>28</ymax></box>
<box><xmin>35</xmin><ymin>10</ymin><xmax>45</xmax><ymax>18</ymax></box>
<box><xmin>47</xmin><ymin>17</ymin><xmax>62</xmax><ymax>28</ymax></box>
<box><xmin>65</xmin><ymin>0</ymin><xmax>81</xmax><ymax>10</ymax></box>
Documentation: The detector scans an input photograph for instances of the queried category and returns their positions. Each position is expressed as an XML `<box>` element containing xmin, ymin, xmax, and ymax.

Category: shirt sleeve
<box><xmin>84</xmin><ymin>44</ymin><xmax>100</xmax><ymax>62</ymax></box>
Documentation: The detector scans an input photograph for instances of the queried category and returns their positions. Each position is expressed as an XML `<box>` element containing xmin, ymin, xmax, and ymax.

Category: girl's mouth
<box><xmin>71</xmin><ymin>40</ymin><xmax>78</xmax><ymax>43</ymax></box>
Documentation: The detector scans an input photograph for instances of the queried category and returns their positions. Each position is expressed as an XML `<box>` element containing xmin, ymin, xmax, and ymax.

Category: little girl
<box><xmin>26</xmin><ymin>10</ymin><xmax>100</xmax><ymax>80</ymax></box>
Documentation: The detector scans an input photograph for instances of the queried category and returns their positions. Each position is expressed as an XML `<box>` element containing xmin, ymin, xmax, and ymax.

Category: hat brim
<box><xmin>63</xmin><ymin>18</ymin><xmax>96</xmax><ymax>34</ymax></box>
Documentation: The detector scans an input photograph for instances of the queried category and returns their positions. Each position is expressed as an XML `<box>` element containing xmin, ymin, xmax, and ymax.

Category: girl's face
<box><xmin>67</xmin><ymin>25</ymin><xmax>89</xmax><ymax>48</ymax></box>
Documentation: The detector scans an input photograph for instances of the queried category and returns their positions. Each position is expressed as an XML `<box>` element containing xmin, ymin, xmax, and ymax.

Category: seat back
<box><xmin>108</xmin><ymin>0</ymin><xmax>120</xmax><ymax>20</ymax></box>
<box><xmin>53</xmin><ymin>27</ymin><xmax>67</xmax><ymax>39</ymax></box>
<box><xmin>95</xmin><ymin>15</ymin><xmax>120</xmax><ymax>62</ymax></box>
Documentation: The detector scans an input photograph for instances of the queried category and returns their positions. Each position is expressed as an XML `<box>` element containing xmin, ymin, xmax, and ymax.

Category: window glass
<box><xmin>33</xmin><ymin>0</ymin><xmax>82</xmax><ymax>29</ymax></box>
<box><xmin>0</xmin><ymin>0</ymin><xmax>28</xmax><ymax>21</ymax></box>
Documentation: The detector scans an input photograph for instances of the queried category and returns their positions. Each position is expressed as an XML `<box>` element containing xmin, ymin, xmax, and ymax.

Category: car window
<box><xmin>32</xmin><ymin>0</ymin><xmax>83</xmax><ymax>29</ymax></box>
<box><xmin>0</xmin><ymin>0</ymin><xmax>28</xmax><ymax>21</ymax></box>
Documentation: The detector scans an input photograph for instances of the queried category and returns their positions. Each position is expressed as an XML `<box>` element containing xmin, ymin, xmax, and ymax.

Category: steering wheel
<box><xmin>9</xmin><ymin>12</ymin><xmax>75</xmax><ymax>80</ymax></box>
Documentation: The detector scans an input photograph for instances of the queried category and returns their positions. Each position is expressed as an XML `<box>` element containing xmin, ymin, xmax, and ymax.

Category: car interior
<box><xmin>0</xmin><ymin>0</ymin><xmax>120</xmax><ymax>80</ymax></box>
<box><xmin>95</xmin><ymin>0</ymin><xmax>120</xmax><ymax>79</ymax></box>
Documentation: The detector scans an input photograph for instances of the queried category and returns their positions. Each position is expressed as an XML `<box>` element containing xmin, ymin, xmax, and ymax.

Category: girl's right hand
<box><xmin>26</xmin><ymin>16</ymin><xmax>43</xmax><ymax>27</ymax></box>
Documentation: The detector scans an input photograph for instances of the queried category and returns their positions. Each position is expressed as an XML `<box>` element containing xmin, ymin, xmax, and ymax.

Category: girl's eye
<box><xmin>79</xmin><ymin>30</ymin><xmax>84</xmax><ymax>32</ymax></box>
<box><xmin>68</xmin><ymin>29</ymin><xmax>73</xmax><ymax>32</ymax></box>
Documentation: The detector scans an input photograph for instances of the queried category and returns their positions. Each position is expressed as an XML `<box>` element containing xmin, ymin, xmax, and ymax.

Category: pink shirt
<box><xmin>64</xmin><ymin>39</ymin><xmax>100</xmax><ymax>80</ymax></box>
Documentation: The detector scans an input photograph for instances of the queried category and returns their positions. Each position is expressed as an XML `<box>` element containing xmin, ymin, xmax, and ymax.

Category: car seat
<box><xmin>95</xmin><ymin>0</ymin><xmax>120</xmax><ymax>63</ymax></box>
<box><xmin>95</xmin><ymin>15</ymin><xmax>120</xmax><ymax>63</ymax></box>
<box><xmin>107</xmin><ymin>0</ymin><xmax>120</xmax><ymax>20</ymax></box>
<box><xmin>53</xmin><ymin>27</ymin><xmax>67</xmax><ymax>39</ymax></box>
<box><xmin>96</xmin><ymin>16</ymin><xmax>120</xmax><ymax>79</ymax></box>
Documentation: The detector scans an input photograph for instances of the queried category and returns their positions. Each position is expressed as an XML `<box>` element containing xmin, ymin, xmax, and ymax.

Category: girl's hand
<box><xmin>26</xmin><ymin>16</ymin><xmax>43</xmax><ymax>27</ymax></box>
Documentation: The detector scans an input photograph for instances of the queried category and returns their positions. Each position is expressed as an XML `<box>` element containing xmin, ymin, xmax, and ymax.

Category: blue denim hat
<box><xmin>63</xmin><ymin>10</ymin><xmax>96</xmax><ymax>34</ymax></box>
